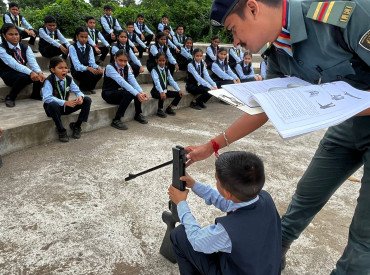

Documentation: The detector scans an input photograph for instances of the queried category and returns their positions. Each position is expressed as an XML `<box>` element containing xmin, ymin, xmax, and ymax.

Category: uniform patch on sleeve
<box><xmin>306</xmin><ymin>1</ymin><xmax>356</xmax><ymax>28</ymax></box>
<box><xmin>359</xmin><ymin>30</ymin><xmax>370</xmax><ymax>51</ymax></box>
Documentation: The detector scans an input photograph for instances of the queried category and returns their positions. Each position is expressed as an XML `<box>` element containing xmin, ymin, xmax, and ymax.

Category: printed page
<box><xmin>208</xmin><ymin>89</ymin><xmax>264</xmax><ymax>115</ymax></box>
<box><xmin>222</xmin><ymin>77</ymin><xmax>310</xmax><ymax>107</ymax></box>
<box><xmin>253</xmin><ymin>81</ymin><xmax>370</xmax><ymax>138</ymax></box>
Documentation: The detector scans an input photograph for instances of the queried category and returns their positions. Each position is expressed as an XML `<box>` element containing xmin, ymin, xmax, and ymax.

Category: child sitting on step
<box><xmin>150</xmin><ymin>53</ymin><xmax>183</xmax><ymax>118</ymax></box>
<box><xmin>42</xmin><ymin>57</ymin><xmax>91</xmax><ymax>142</ymax></box>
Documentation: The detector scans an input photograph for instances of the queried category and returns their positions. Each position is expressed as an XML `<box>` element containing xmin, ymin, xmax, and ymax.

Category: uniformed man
<box><xmin>186</xmin><ymin>0</ymin><xmax>370</xmax><ymax>273</ymax></box>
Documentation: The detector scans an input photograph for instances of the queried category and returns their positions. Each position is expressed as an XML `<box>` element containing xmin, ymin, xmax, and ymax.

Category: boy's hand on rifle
<box><xmin>168</xmin><ymin>185</ymin><xmax>189</xmax><ymax>205</ymax></box>
<box><xmin>180</xmin><ymin>173</ymin><xmax>195</xmax><ymax>188</ymax></box>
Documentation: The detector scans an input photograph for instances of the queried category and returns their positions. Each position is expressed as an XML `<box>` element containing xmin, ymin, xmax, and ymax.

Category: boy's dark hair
<box><xmin>85</xmin><ymin>16</ymin><xmax>95</xmax><ymax>23</ymax></box>
<box><xmin>218</xmin><ymin>47</ymin><xmax>227</xmax><ymax>53</ymax></box>
<box><xmin>155</xmin><ymin>52</ymin><xmax>167</xmax><ymax>60</ymax></box>
<box><xmin>115</xmin><ymin>49</ymin><xmax>128</xmax><ymax>58</ymax></box>
<box><xmin>126</xmin><ymin>21</ymin><xmax>134</xmax><ymax>27</ymax></box>
<box><xmin>44</xmin><ymin>15</ymin><xmax>56</xmax><ymax>24</ymax></box>
<box><xmin>211</xmin><ymin>35</ymin><xmax>220</xmax><ymax>41</ymax></box>
<box><xmin>73</xmin><ymin>26</ymin><xmax>88</xmax><ymax>42</ymax></box>
<box><xmin>1</xmin><ymin>23</ymin><xmax>18</xmax><ymax>36</ymax></box>
<box><xmin>192</xmin><ymin>48</ymin><xmax>203</xmax><ymax>56</ymax></box>
<box><xmin>49</xmin><ymin>56</ymin><xmax>65</xmax><ymax>70</ymax></box>
<box><xmin>176</xmin><ymin>25</ymin><xmax>184</xmax><ymax>30</ymax></box>
<box><xmin>9</xmin><ymin>2</ymin><xmax>19</xmax><ymax>8</ymax></box>
<box><xmin>163</xmin><ymin>26</ymin><xmax>171</xmax><ymax>32</ymax></box>
<box><xmin>103</xmin><ymin>5</ymin><xmax>113</xmax><ymax>10</ymax></box>
<box><xmin>161</xmin><ymin>14</ymin><xmax>168</xmax><ymax>19</ymax></box>
<box><xmin>137</xmin><ymin>14</ymin><xmax>144</xmax><ymax>18</ymax></box>
<box><xmin>156</xmin><ymin>32</ymin><xmax>166</xmax><ymax>41</ymax></box>
<box><xmin>215</xmin><ymin>151</ymin><xmax>265</xmax><ymax>201</ymax></box>
<box><xmin>243</xmin><ymin>50</ymin><xmax>252</xmax><ymax>58</ymax></box>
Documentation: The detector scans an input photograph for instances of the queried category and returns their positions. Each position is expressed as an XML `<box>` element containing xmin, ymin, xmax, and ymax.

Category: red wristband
<box><xmin>210</xmin><ymin>139</ymin><xmax>220</xmax><ymax>158</ymax></box>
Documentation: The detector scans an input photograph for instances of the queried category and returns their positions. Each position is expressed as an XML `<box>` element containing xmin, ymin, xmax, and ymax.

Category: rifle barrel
<box><xmin>125</xmin><ymin>160</ymin><xmax>173</xmax><ymax>181</ymax></box>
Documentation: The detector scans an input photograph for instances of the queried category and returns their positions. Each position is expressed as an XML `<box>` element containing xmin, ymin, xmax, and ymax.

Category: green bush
<box><xmin>16</xmin><ymin>0</ymin><xmax>232</xmax><ymax>43</ymax></box>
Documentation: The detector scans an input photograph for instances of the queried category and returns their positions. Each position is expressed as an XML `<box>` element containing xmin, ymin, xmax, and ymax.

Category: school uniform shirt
<box><xmin>260</xmin><ymin>60</ymin><xmax>267</xmax><ymax>79</ymax></box>
<box><xmin>167</xmin><ymin>38</ymin><xmax>178</xmax><ymax>50</ymax></box>
<box><xmin>177</xmin><ymin>181</ymin><xmax>260</xmax><ymax>253</ymax></box>
<box><xmin>235</xmin><ymin>62</ymin><xmax>256</xmax><ymax>80</ymax></box>
<box><xmin>151</xmin><ymin>65</ymin><xmax>180</xmax><ymax>93</ymax></box>
<box><xmin>187</xmin><ymin>61</ymin><xmax>217</xmax><ymax>89</ymax></box>
<box><xmin>39</xmin><ymin>28</ymin><xmax>71</xmax><ymax>48</ymax></box>
<box><xmin>180</xmin><ymin>47</ymin><xmax>193</xmax><ymax>60</ymax></box>
<box><xmin>105</xmin><ymin>63</ymin><xmax>142</xmax><ymax>96</ymax></box>
<box><xmin>134</xmin><ymin>22</ymin><xmax>154</xmax><ymax>36</ymax></box>
<box><xmin>100</xmin><ymin>15</ymin><xmax>122</xmax><ymax>34</ymax></box>
<box><xmin>127</xmin><ymin>32</ymin><xmax>147</xmax><ymax>49</ymax></box>
<box><xmin>212</xmin><ymin>60</ymin><xmax>238</xmax><ymax>80</ymax></box>
<box><xmin>3</xmin><ymin>13</ymin><xmax>33</xmax><ymax>32</ymax></box>
<box><xmin>42</xmin><ymin>75</ymin><xmax>84</xmax><ymax>106</ymax></box>
<box><xmin>228</xmin><ymin>47</ymin><xmax>244</xmax><ymax>64</ymax></box>
<box><xmin>111</xmin><ymin>44</ymin><xmax>142</xmax><ymax>67</ymax></box>
<box><xmin>0</xmin><ymin>42</ymin><xmax>41</xmax><ymax>74</ymax></box>
<box><xmin>87</xmin><ymin>28</ymin><xmax>110</xmax><ymax>48</ymax></box>
<box><xmin>149</xmin><ymin>45</ymin><xmax>177</xmax><ymax>65</ymax></box>
<box><xmin>69</xmin><ymin>42</ymin><xmax>98</xmax><ymax>72</ymax></box>
<box><xmin>206</xmin><ymin>46</ymin><xmax>218</xmax><ymax>62</ymax></box>
<box><xmin>173</xmin><ymin>34</ymin><xmax>187</xmax><ymax>48</ymax></box>
<box><xmin>157</xmin><ymin>22</ymin><xmax>175</xmax><ymax>36</ymax></box>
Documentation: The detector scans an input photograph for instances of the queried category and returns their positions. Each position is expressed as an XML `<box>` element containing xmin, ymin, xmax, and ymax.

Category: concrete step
<box><xmin>0</xmin><ymin>82</ymin><xmax>205</xmax><ymax>155</ymax></box>
<box><xmin>0</xmin><ymin>64</ymin><xmax>261</xmax><ymax>101</ymax></box>
<box><xmin>33</xmin><ymin>51</ymin><xmax>263</xmax><ymax>72</ymax></box>
<box><xmin>0</xmin><ymin>69</ymin><xmax>188</xmax><ymax>101</ymax></box>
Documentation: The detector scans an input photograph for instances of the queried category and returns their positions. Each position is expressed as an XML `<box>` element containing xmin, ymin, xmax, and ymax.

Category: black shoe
<box><xmin>134</xmin><ymin>114</ymin><xmax>148</xmax><ymax>124</ymax></box>
<box><xmin>5</xmin><ymin>98</ymin><xmax>15</xmax><ymax>108</ymax></box>
<box><xmin>198</xmin><ymin>102</ymin><xmax>207</xmax><ymax>109</ymax></box>
<box><xmin>69</xmin><ymin>122</ymin><xmax>82</xmax><ymax>139</ymax></box>
<box><xmin>165</xmin><ymin>106</ymin><xmax>176</xmax><ymax>116</ymax></box>
<box><xmin>190</xmin><ymin>101</ymin><xmax>202</xmax><ymax>110</ymax></box>
<box><xmin>111</xmin><ymin>119</ymin><xmax>128</xmax><ymax>130</ymax></box>
<box><xmin>156</xmin><ymin>109</ymin><xmax>167</xmax><ymax>118</ymax></box>
<box><xmin>58</xmin><ymin>130</ymin><xmax>69</xmax><ymax>142</ymax></box>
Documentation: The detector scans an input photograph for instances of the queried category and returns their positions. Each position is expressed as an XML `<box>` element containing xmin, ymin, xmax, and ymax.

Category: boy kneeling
<box><xmin>169</xmin><ymin>151</ymin><xmax>281</xmax><ymax>274</ymax></box>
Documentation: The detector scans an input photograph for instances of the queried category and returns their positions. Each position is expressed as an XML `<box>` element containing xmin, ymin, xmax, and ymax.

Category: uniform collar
<box><xmin>158</xmin><ymin>65</ymin><xmax>165</xmax><ymax>71</ymax></box>
<box><xmin>77</xmin><ymin>41</ymin><xmax>85</xmax><ymax>48</ymax></box>
<box><xmin>55</xmin><ymin>75</ymin><xmax>65</xmax><ymax>82</ymax></box>
<box><xmin>289</xmin><ymin>0</ymin><xmax>307</xmax><ymax>44</ymax></box>
<box><xmin>7</xmin><ymin>42</ymin><xmax>20</xmax><ymax>50</ymax></box>
<box><xmin>115</xmin><ymin>62</ymin><xmax>125</xmax><ymax>70</ymax></box>
<box><xmin>88</xmin><ymin>28</ymin><xmax>95</xmax><ymax>32</ymax></box>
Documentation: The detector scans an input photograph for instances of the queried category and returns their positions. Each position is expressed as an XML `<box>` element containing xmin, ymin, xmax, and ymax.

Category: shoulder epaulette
<box><xmin>306</xmin><ymin>1</ymin><xmax>356</xmax><ymax>28</ymax></box>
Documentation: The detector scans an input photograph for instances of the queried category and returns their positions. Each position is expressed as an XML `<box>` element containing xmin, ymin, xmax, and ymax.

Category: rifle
<box><xmin>125</xmin><ymin>145</ymin><xmax>186</xmax><ymax>263</ymax></box>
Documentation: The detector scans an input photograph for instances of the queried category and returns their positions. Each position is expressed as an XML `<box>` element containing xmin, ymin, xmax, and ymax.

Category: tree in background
<box><xmin>16</xmin><ymin>0</ymin><xmax>230</xmax><ymax>42</ymax></box>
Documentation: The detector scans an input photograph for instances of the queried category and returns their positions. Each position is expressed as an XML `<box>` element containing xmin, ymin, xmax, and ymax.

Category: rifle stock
<box><xmin>159</xmin><ymin>146</ymin><xmax>186</xmax><ymax>263</ymax></box>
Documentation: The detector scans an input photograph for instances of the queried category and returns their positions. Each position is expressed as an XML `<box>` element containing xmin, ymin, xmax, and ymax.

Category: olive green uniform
<box><xmin>268</xmin><ymin>0</ymin><xmax>370</xmax><ymax>273</ymax></box>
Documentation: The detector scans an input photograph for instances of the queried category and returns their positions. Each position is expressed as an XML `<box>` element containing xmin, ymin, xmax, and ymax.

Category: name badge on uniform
<box><xmin>359</xmin><ymin>30</ymin><xmax>370</xmax><ymax>52</ymax></box>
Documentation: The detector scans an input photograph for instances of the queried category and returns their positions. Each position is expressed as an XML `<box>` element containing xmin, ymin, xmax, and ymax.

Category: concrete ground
<box><xmin>0</xmin><ymin>102</ymin><xmax>362</xmax><ymax>275</ymax></box>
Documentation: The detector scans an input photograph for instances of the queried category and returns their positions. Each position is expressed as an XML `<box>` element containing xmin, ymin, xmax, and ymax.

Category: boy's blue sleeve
<box><xmin>177</xmin><ymin>200</ymin><xmax>232</xmax><ymax>254</ymax></box>
<box><xmin>192</xmin><ymin>182</ymin><xmax>233</xmax><ymax>212</ymax></box>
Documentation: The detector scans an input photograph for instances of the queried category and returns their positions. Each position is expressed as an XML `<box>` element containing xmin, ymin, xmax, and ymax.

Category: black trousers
<box><xmin>213</xmin><ymin>79</ymin><xmax>234</xmax><ymax>88</ymax></box>
<box><xmin>129</xmin><ymin>61</ymin><xmax>141</xmax><ymax>78</ymax></box>
<box><xmin>186</xmin><ymin>84</ymin><xmax>212</xmax><ymax>104</ymax></box>
<box><xmin>21</xmin><ymin>29</ymin><xmax>38</xmax><ymax>45</ymax></box>
<box><xmin>150</xmin><ymin>89</ymin><xmax>181</xmax><ymax>109</ymax></box>
<box><xmin>71</xmin><ymin>70</ymin><xmax>102</xmax><ymax>91</ymax></box>
<box><xmin>0</xmin><ymin>70</ymin><xmax>42</xmax><ymax>101</ymax></box>
<box><xmin>171</xmin><ymin>225</ymin><xmax>221</xmax><ymax>275</ymax></box>
<box><xmin>93</xmin><ymin>45</ymin><xmax>109</xmax><ymax>62</ymax></box>
<box><xmin>39</xmin><ymin>43</ymin><xmax>68</xmax><ymax>59</ymax></box>
<box><xmin>43</xmin><ymin>96</ymin><xmax>91</xmax><ymax>132</ymax></box>
<box><xmin>102</xmin><ymin>89</ymin><xmax>142</xmax><ymax>120</ymax></box>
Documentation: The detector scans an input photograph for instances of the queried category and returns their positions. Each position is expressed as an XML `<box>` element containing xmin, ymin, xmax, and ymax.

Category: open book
<box><xmin>209</xmin><ymin>77</ymin><xmax>370</xmax><ymax>139</ymax></box>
